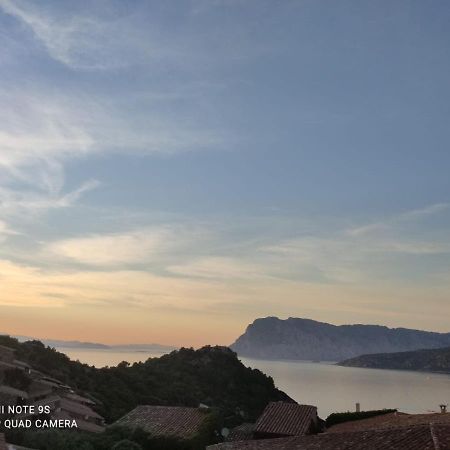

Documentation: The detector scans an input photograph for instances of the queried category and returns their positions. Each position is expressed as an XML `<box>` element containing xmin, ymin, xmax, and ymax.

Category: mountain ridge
<box><xmin>2</xmin><ymin>333</ymin><xmax>176</xmax><ymax>352</ymax></box>
<box><xmin>230</xmin><ymin>317</ymin><xmax>450</xmax><ymax>361</ymax></box>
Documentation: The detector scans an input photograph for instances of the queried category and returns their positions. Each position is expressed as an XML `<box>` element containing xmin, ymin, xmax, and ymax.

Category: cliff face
<box><xmin>230</xmin><ymin>317</ymin><xmax>450</xmax><ymax>361</ymax></box>
<box><xmin>338</xmin><ymin>346</ymin><xmax>450</xmax><ymax>373</ymax></box>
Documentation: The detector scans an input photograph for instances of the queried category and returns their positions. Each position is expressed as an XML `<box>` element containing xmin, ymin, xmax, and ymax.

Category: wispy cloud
<box><xmin>46</xmin><ymin>225</ymin><xmax>212</xmax><ymax>267</ymax></box>
<box><xmin>0</xmin><ymin>83</ymin><xmax>223</xmax><ymax>217</ymax></box>
<box><xmin>0</xmin><ymin>180</ymin><xmax>100</xmax><ymax>218</ymax></box>
<box><xmin>167</xmin><ymin>257</ymin><xmax>267</xmax><ymax>280</ymax></box>
<box><xmin>48</xmin><ymin>229</ymin><xmax>173</xmax><ymax>267</ymax></box>
<box><xmin>0</xmin><ymin>89</ymin><xmax>94</xmax><ymax>188</ymax></box>
<box><xmin>0</xmin><ymin>0</ymin><xmax>269</xmax><ymax>71</ymax></box>
<box><xmin>0</xmin><ymin>0</ymin><xmax>145</xmax><ymax>70</ymax></box>
<box><xmin>399</xmin><ymin>203</ymin><xmax>450</xmax><ymax>220</ymax></box>
<box><xmin>263</xmin><ymin>204</ymin><xmax>450</xmax><ymax>283</ymax></box>
<box><xmin>0</xmin><ymin>219</ymin><xmax>19</xmax><ymax>244</ymax></box>
<box><xmin>0</xmin><ymin>0</ymin><xmax>230</xmax><ymax>223</ymax></box>
<box><xmin>346</xmin><ymin>203</ymin><xmax>450</xmax><ymax>237</ymax></box>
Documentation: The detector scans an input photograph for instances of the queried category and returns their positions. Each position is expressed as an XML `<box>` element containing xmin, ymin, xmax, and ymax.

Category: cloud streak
<box><xmin>0</xmin><ymin>0</ymin><xmax>144</xmax><ymax>70</ymax></box>
<box><xmin>347</xmin><ymin>203</ymin><xmax>450</xmax><ymax>237</ymax></box>
<box><xmin>49</xmin><ymin>228</ymin><xmax>176</xmax><ymax>267</ymax></box>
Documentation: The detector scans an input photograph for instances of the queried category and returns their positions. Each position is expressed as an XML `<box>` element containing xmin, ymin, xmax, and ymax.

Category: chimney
<box><xmin>440</xmin><ymin>404</ymin><xmax>447</xmax><ymax>414</ymax></box>
<box><xmin>356</xmin><ymin>403</ymin><xmax>360</xmax><ymax>413</ymax></box>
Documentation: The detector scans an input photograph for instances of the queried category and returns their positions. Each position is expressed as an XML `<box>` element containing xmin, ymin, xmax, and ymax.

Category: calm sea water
<box><xmin>57</xmin><ymin>348</ymin><xmax>450</xmax><ymax>418</ymax></box>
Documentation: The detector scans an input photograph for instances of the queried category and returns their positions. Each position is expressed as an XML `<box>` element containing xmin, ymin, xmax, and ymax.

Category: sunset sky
<box><xmin>1</xmin><ymin>0</ymin><xmax>450</xmax><ymax>346</ymax></box>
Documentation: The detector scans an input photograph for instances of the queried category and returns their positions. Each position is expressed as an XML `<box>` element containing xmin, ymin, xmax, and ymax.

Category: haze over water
<box><xmin>59</xmin><ymin>347</ymin><xmax>450</xmax><ymax>418</ymax></box>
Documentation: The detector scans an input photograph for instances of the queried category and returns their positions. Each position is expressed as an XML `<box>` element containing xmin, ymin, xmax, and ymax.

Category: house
<box><xmin>327</xmin><ymin>411</ymin><xmax>450</xmax><ymax>433</ymax></box>
<box><xmin>0</xmin><ymin>340</ymin><xmax>105</xmax><ymax>435</ymax></box>
<box><xmin>113</xmin><ymin>405</ymin><xmax>213</xmax><ymax>441</ymax></box>
<box><xmin>253</xmin><ymin>402</ymin><xmax>319</xmax><ymax>439</ymax></box>
<box><xmin>27</xmin><ymin>380</ymin><xmax>54</xmax><ymax>402</ymax></box>
<box><xmin>0</xmin><ymin>385</ymin><xmax>28</xmax><ymax>404</ymax></box>
<box><xmin>11</xmin><ymin>360</ymin><xmax>31</xmax><ymax>375</ymax></box>
<box><xmin>226</xmin><ymin>423</ymin><xmax>255</xmax><ymax>442</ymax></box>
<box><xmin>22</xmin><ymin>394</ymin><xmax>105</xmax><ymax>433</ymax></box>
<box><xmin>207</xmin><ymin>423</ymin><xmax>450</xmax><ymax>449</ymax></box>
<box><xmin>64</xmin><ymin>392</ymin><xmax>97</xmax><ymax>407</ymax></box>
<box><xmin>58</xmin><ymin>396</ymin><xmax>104</xmax><ymax>426</ymax></box>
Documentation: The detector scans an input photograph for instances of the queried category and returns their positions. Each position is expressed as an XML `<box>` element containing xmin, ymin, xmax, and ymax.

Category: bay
<box><xmin>57</xmin><ymin>348</ymin><xmax>450</xmax><ymax>418</ymax></box>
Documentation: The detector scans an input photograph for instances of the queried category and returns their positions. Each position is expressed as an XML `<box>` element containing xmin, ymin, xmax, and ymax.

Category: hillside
<box><xmin>0</xmin><ymin>335</ymin><xmax>290</xmax><ymax>425</ymax></box>
<box><xmin>338</xmin><ymin>346</ymin><xmax>450</xmax><ymax>373</ymax></box>
<box><xmin>230</xmin><ymin>317</ymin><xmax>450</xmax><ymax>361</ymax></box>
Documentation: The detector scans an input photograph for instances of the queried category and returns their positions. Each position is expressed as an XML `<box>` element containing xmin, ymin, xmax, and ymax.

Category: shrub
<box><xmin>326</xmin><ymin>409</ymin><xmax>397</xmax><ymax>427</ymax></box>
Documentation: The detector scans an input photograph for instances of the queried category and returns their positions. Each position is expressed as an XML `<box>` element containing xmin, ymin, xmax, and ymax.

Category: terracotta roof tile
<box><xmin>254</xmin><ymin>402</ymin><xmax>317</xmax><ymax>436</ymax></box>
<box><xmin>59</xmin><ymin>398</ymin><xmax>103</xmax><ymax>420</ymax></box>
<box><xmin>28</xmin><ymin>381</ymin><xmax>54</xmax><ymax>399</ymax></box>
<box><xmin>328</xmin><ymin>412</ymin><xmax>450</xmax><ymax>433</ymax></box>
<box><xmin>226</xmin><ymin>423</ymin><xmax>255</xmax><ymax>441</ymax></box>
<box><xmin>114</xmin><ymin>405</ymin><xmax>210</xmax><ymax>439</ymax></box>
<box><xmin>207</xmin><ymin>423</ymin><xmax>450</xmax><ymax>450</ymax></box>
<box><xmin>64</xmin><ymin>393</ymin><xmax>96</xmax><ymax>405</ymax></box>
<box><xmin>0</xmin><ymin>385</ymin><xmax>28</xmax><ymax>399</ymax></box>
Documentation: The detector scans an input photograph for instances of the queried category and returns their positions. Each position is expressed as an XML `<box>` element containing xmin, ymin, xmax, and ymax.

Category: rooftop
<box><xmin>27</xmin><ymin>381</ymin><xmax>54</xmax><ymax>400</ymax></box>
<box><xmin>114</xmin><ymin>405</ymin><xmax>211</xmax><ymax>439</ymax></box>
<box><xmin>0</xmin><ymin>385</ymin><xmax>28</xmax><ymax>399</ymax></box>
<box><xmin>64</xmin><ymin>392</ymin><xmax>96</xmax><ymax>406</ymax></box>
<box><xmin>328</xmin><ymin>412</ymin><xmax>450</xmax><ymax>433</ymax></box>
<box><xmin>60</xmin><ymin>397</ymin><xmax>103</xmax><ymax>420</ymax></box>
<box><xmin>254</xmin><ymin>402</ymin><xmax>317</xmax><ymax>437</ymax></box>
<box><xmin>207</xmin><ymin>423</ymin><xmax>450</xmax><ymax>450</ymax></box>
<box><xmin>226</xmin><ymin>423</ymin><xmax>255</xmax><ymax>441</ymax></box>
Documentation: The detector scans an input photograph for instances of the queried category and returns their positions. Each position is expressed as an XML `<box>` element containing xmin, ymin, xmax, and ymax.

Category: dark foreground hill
<box><xmin>0</xmin><ymin>335</ymin><xmax>289</xmax><ymax>425</ymax></box>
<box><xmin>338</xmin><ymin>346</ymin><xmax>450</xmax><ymax>373</ymax></box>
<box><xmin>230</xmin><ymin>317</ymin><xmax>450</xmax><ymax>361</ymax></box>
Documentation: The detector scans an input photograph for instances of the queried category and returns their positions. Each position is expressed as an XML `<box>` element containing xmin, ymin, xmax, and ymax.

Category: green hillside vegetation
<box><xmin>338</xmin><ymin>346</ymin><xmax>450</xmax><ymax>373</ymax></box>
<box><xmin>325</xmin><ymin>409</ymin><xmax>397</xmax><ymax>427</ymax></box>
<box><xmin>0</xmin><ymin>335</ymin><xmax>290</xmax><ymax>449</ymax></box>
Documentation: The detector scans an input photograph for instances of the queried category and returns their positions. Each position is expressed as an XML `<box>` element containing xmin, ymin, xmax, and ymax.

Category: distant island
<box><xmin>5</xmin><ymin>333</ymin><xmax>176</xmax><ymax>352</ymax></box>
<box><xmin>338</xmin><ymin>346</ymin><xmax>450</xmax><ymax>374</ymax></box>
<box><xmin>230</xmin><ymin>317</ymin><xmax>450</xmax><ymax>361</ymax></box>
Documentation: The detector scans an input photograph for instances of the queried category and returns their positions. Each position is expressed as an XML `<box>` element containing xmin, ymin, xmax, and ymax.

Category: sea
<box><xmin>56</xmin><ymin>347</ymin><xmax>450</xmax><ymax>418</ymax></box>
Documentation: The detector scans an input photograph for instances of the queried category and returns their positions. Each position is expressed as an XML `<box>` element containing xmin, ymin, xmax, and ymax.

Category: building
<box><xmin>0</xmin><ymin>385</ymin><xmax>28</xmax><ymax>405</ymax></box>
<box><xmin>113</xmin><ymin>405</ymin><xmax>213</xmax><ymax>441</ymax></box>
<box><xmin>327</xmin><ymin>411</ymin><xmax>450</xmax><ymax>433</ymax></box>
<box><xmin>225</xmin><ymin>423</ymin><xmax>255</xmax><ymax>442</ymax></box>
<box><xmin>253</xmin><ymin>402</ymin><xmax>319</xmax><ymax>439</ymax></box>
<box><xmin>27</xmin><ymin>380</ymin><xmax>54</xmax><ymax>402</ymax></box>
<box><xmin>207</xmin><ymin>423</ymin><xmax>450</xmax><ymax>449</ymax></box>
<box><xmin>23</xmin><ymin>394</ymin><xmax>105</xmax><ymax>433</ymax></box>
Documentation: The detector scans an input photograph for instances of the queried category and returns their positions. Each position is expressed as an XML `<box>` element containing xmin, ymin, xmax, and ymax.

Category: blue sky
<box><xmin>1</xmin><ymin>0</ymin><xmax>450</xmax><ymax>345</ymax></box>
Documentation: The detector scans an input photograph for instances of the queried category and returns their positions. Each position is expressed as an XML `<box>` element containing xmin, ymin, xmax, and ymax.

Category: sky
<box><xmin>0</xmin><ymin>0</ymin><xmax>450</xmax><ymax>346</ymax></box>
